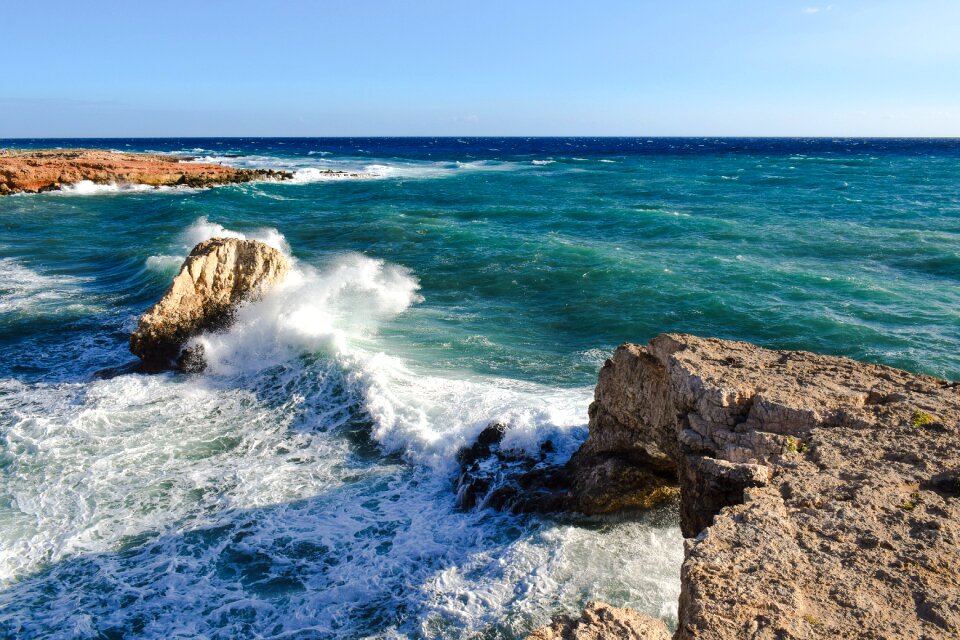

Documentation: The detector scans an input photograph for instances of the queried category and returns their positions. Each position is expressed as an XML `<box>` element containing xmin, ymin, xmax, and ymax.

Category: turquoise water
<box><xmin>0</xmin><ymin>138</ymin><xmax>958</xmax><ymax>638</ymax></box>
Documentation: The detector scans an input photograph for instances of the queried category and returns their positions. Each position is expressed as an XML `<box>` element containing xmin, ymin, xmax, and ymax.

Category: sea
<box><xmin>0</xmin><ymin>137</ymin><xmax>958</xmax><ymax>639</ymax></box>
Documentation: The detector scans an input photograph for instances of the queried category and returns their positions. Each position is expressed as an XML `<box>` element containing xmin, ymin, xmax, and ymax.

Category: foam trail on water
<box><xmin>0</xmin><ymin>257</ymin><xmax>93</xmax><ymax>316</ymax></box>
<box><xmin>51</xmin><ymin>181</ymin><xmax>199</xmax><ymax>196</ymax></box>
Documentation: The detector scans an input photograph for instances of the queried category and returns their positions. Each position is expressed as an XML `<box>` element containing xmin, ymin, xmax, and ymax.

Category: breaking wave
<box><xmin>0</xmin><ymin>219</ymin><xmax>683</xmax><ymax>638</ymax></box>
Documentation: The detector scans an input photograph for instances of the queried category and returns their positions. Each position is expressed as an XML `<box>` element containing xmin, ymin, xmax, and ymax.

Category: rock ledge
<box><xmin>543</xmin><ymin>334</ymin><xmax>959</xmax><ymax>639</ymax></box>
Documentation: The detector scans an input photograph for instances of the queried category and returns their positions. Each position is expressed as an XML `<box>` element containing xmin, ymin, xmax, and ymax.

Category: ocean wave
<box><xmin>143</xmin><ymin>216</ymin><xmax>291</xmax><ymax>273</ymax></box>
<box><xmin>0</xmin><ymin>220</ymin><xmax>681</xmax><ymax>637</ymax></box>
<box><xmin>185</xmin><ymin>239</ymin><xmax>588</xmax><ymax>469</ymax></box>
<box><xmin>144</xmin><ymin>254</ymin><xmax>183</xmax><ymax>274</ymax></box>
<box><xmin>0</xmin><ymin>257</ymin><xmax>93</xmax><ymax>316</ymax></box>
<box><xmin>57</xmin><ymin>181</ymin><xmax>164</xmax><ymax>195</ymax></box>
<box><xmin>183</xmin><ymin>153</ymin><xmax>525</xmax><ymax>184</ymax></box>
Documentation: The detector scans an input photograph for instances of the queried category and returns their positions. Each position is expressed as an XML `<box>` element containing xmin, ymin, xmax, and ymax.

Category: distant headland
<box><xmin>0</xmin><ymin>148</ymin><xmax>296</xmax><ymax>195</ymax></box>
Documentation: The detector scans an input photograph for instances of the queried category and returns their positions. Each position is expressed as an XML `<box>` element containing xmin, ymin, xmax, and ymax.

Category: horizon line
<box><xmin>3</xmin><ymin>135</ymin><xmax>960</xmax><ymax>141</ymax></box>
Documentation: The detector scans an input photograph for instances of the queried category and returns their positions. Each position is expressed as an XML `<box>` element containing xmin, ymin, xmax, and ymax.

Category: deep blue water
<box><xmin>0</xmin><ymin>137</ymin><xmax>957</xmax><ymax>639</ymax></box>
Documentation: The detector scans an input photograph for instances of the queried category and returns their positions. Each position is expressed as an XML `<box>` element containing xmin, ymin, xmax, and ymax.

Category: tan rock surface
<box><xmin>130</xmin><ymin>238</ymin><xmax>289</xmax><ymax>370</ymax></box>
<box><xmin>0</xmin><ymin>148</ymin><xmax>292</xmax><ymax>194</ymax></box>
<box><xmin>529</xmin><ymin>601</ymin><xmax>671</xmax><ymax>640</ymax></box>
<box><xmin>572</xmin><ymin>334</ymin><xmax>960</xmax><ymax>639</ymax></box>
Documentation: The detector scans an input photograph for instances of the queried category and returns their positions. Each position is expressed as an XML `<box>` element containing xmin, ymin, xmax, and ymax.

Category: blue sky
<box><xmin>4</xmin><ymin>1</ymin><xmax>959</xmax><ymax>136</ymax></box>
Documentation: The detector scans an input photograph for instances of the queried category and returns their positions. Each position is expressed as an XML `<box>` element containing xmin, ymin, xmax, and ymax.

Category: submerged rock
<box><xmin>130</xmin><ymin>238</ymin><xmax>289</xmax><ymax>371</ymax></box>
<box><xmin>566</xmin><ymin>334</ymin><xmax>960</xmax><ymax>638</ymax></box>
<box><xmin>528</xmin><ymin>601</ymin><xmax>671</xmax><ymax>640</ymax></box>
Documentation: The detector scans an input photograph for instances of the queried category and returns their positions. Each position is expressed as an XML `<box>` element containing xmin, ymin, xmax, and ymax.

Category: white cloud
<box><xmin>802</xmin><ymin>5</ymin><xmax>833</xmax><ymax>14</ymax></box>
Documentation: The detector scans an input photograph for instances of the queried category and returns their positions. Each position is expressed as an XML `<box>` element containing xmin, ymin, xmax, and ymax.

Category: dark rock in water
<box><xmin>129</xmin><ymin>237</ymin><xmax>289</xmax><ymax>372</ymax></box>
<box><xmin>93</xmin><ymin>360</ymin><xmax>143</xmax><ymax>380</ymax></box>
<box><xmin>455</xmin><ymin>421</ymin><xmax>680</xmax><ymax>516</ymax></box>
<box><xmin>175</xmin><ymin>344</ymin><xmax>207</xmax><ymax>373</ymax></box>
<box><xmin>455</xmin><ymin>423</ymin><xmax>570</xmax><ymax>513</ymax></box>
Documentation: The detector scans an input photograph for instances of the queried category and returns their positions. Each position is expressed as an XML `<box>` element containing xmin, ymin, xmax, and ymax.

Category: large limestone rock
<box><xmin>528</xmin><ymin>601</ymin><xmax>671</xmax><ymax>640</ymax></box>
<box><xmin>570</xmin><ymin>334</ymin><xmax>960</xmax><ymax>639</ymax></box>
<box><xmin>130</xmin><ymin>238</ymin><xmax>289</xmax><ymax>370</ymax></box>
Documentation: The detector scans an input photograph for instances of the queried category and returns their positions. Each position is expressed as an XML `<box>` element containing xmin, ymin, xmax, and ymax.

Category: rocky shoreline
<box><xmin>0</xmin><ymin>148</ymin><xmax>296</xmax><ymax>194</ymax></box>
<box><xmin>126</xmin><ymin>238</ymin><xmax>959</xmax><ymax>637</ymax></box>
<box><xmin>523</xmin><ymin>334</ymin><xmax>959</xmax><ymax>638</ymax></box>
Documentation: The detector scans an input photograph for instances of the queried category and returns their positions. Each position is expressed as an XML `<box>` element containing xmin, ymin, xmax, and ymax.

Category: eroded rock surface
<box><xmin>130</xmin><ymin>238</ymin><xmax>289</xmax><ymax>371</ymax></box>
<box><xmin>528</xmin><ymin>601</ymin><xmax>671</xmax><ymax>640</ymax></box>
<box><xmin>566</xmin><ymin>333</ymin><xmax>960</xmax><ymax>639</ymax></box>
<box><xmin>0</xmin><ymin>148</ymin><xmax>293</xmax><ymax>194</ymax></box>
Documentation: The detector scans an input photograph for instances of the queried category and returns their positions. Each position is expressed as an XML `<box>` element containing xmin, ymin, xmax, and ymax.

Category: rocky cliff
<box><xmin>130</xmin><ymin>238</ymin><xmax>289</xmax><ymax>371</ymax></box>
<box><xmin>531</xmin><ymin>334</ymin><xmax>959</xmax><ymax>639</ymax></box>
<box><xmin>0</xmin><ymin>148</ymin><xmax>293</xmax><ymax>194</ymax></box>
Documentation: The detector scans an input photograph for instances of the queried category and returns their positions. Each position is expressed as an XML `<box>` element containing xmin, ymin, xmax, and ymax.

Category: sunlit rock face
<box><xmin>563</xmin><ymin>333</ymin><xmax>960</xmax><ymax>638</ymax></box>
<box><xmin>0</xmin><ymin>148</ymin><xmax>292</xmax><ymax>194</ymax></box>
<box><xmin>130</xmin><ymin>238</ymin><xmax>289</xmax><ymax>371</ymax></box>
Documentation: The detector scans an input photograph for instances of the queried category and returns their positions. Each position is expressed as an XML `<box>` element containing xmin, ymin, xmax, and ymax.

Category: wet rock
<box><xmin>130</xmin><ymin>238</ymin><xmax>289</xmax><ymax>371</ymax></box>
<box><xmin>454</xmin><ymin>423</ymin><xmax>569</xmax><ymax>513</ymax></box>
<box><xmin>528</xmin><ymin>601</ymin><xmax>671</xmax><ymax>640</ymax></box>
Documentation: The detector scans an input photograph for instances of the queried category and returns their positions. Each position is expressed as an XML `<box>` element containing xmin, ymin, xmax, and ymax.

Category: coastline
<box><xmin>0</xmin><ymin>148</ymin><xmax>294</xmax><ymax>195</ymax></box>
<box><xmin>2</xmin><ymin>137</ymin><xmax>958</xmax><ymax>638</ymax></box>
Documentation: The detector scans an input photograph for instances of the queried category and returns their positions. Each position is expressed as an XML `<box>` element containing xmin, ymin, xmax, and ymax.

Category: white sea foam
<box><xmin>143</xmin><ymin>216</ymin><xmax>291</xmax><ymax>274</ymax></box>
<box><xmin>57</xmin><ymin>181</ymin><xmax>156</xmax><ymax>195</ymax></box>
<box><xmin>182</xmin><ymin>216</ymin><xmax>290</xmax><ymax>253</ymax></box>
<box><xmin>182</xmin><ymin>152</ymin><xmax>525</xmax><ymax>184</ymax></box>
<box><xmin>144</xmin><ymin>254</ymin><xmax>183</xmax><ymax>273</ymax></box>
<box><xmin>531</xmin><ymin>159</ymin><xmax>555</xmax><ymax>165</ymax></box>
<box><xmin>186</xmin><ymin>253</ymin><xmax>587</xmax><ymax>470</ymax></box>
<box><xmin>0</xmin><ymin>257</ymin><xmax>92</xmax><ymax>316</ymax></box>
<box><xmin>0</xmin><ymin>221</ymin><xmax>682</xmax><ymax>637</ymax></box>
<box><xmin>288</xmin><ymin>167</ymin><xmax>378</xmax><ymax>183</ymax></box>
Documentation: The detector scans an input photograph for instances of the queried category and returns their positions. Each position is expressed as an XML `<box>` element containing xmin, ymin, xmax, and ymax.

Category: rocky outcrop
<box><xmin>454</xmin><ymin>423</ymin><xmax>570</xmax><ymax>513</ymax></box>
<box><xmin>0</xmin><ymin>148</ymin><xmax>293</xmax><ymax>194</ymax></box>
<box><xmin>528</xmin><ymin>601</ymin><xmax>671</xmax><ymax>640</ymax></box>
<box><xmin>130</xmin><ymin>238</ymin><xmax>289</xmax><ymax>371</ymax></box>
<box><xmin>554</xmin><ymin>334</ymin><xmax>959</xmax><ymax>639</ymax></box>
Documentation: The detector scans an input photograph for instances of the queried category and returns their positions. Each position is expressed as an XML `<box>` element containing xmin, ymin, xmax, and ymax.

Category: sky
<box><xmin>3</xmin><ymin>0</ymin><xmax>960</xmax><ymax>137</ymax></box>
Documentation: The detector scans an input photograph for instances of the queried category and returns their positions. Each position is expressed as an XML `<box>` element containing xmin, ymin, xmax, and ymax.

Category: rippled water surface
<box><xmin>0</xmin><ymin>137</ymin><xmax>958</xmax><ymax>638</ymax></box>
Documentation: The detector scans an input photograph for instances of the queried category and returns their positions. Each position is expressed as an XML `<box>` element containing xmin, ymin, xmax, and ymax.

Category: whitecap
<box><xmin>57</xmin><ymin>181</ymin><xmax>156</xmax><ymax>195</ymax></box>
<box><xmin>0</xmin><ymin>257</ymin><xmax>92</xmax><ymax>316</ymax></box>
